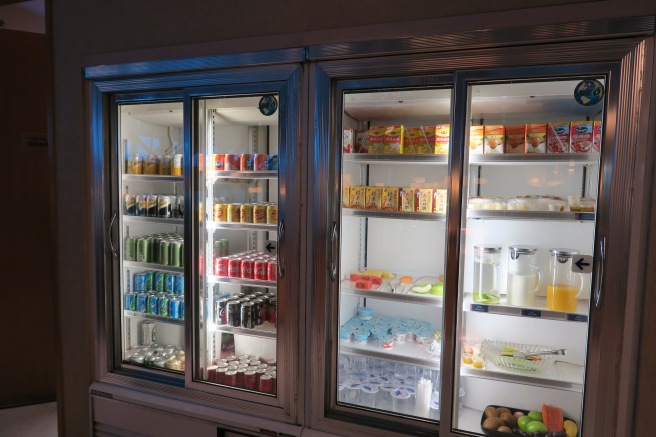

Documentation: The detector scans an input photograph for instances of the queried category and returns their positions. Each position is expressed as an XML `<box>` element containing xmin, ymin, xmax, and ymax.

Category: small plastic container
<box><xmin>359</xmin><ymin>384</ymin><xmax>380</xmax><ymax>408</ymax></box>
<box><xmin>357</xmin><ymin>306</ymin><xmax>373</xmax><ymax>320</ymax></box>
<box><xmin>339</xmin><ymin>327</ymin><xmax>352</xmax><ymax>343</ymax></box>
<box><xmin>379</xmin><ymin>334</ymin><xmax>394</xmax><ymax>349</ymax></box>
<box><xmin>353</xmin><ymin>331</ymin><xmax>369</xmax><ymax>344</ymax></box>
<box><xmin>391</xmin><ymin>328</ymin><xmax>407</xmax><ymax>344</ymax></box>
<box><xmin>343</xmin><ymin>382</ymin><xmax>362</xmax><ymax>404</ymax></box>
<box><xmin>391</xmin><ymin>388</ymin><xmax>414</xmax><ymax>415</ymax></box>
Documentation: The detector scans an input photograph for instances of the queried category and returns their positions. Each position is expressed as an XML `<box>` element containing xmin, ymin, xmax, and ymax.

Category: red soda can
<box><xmin>225</xmin><ymin>154</ymin><xmax>240</xmax><ymax>170</ymax></box>
<box><xmin>254</xmin><ymin>259</ymin><xmax>269</xmax><ymax>281</ymax></box>
<box><xmin>228</xmin><ymin>257</ymin><xmax>242</xmax><ymax>278</ymax></box>
<box><xmin>213</xmin><ymin>154</ymin><xmax>225</xmax><ymax>171</ymax></box>
<box><xmin>253</xmin><ymin>154</ymin><xmax>267</xmax><ymax>171</ymax></box>
<box><xmin>269</xmin><ymin>371</ymin><xmax>277</xmax><ymax>395</ymax></box>
<box><xmin>241</xmin><ymin>259</ymin><xmax>254</xmax><ymax>279</ymax></box>
<box><xmin>215</xmin><ymin>367</ymin><xmax>228</xmax><ymax>384</ymax></box>
<box><xmin>240</xmin><ymin>154</ymin><xmax>253</xmax><ymax>171</ymax></box>
<box><xmin>268</xmin><ymin>260</ymin><xmax>278</xmax><ymax>281</ymax></box>
<box><xmin>244</xmin><ymin>371</ymin><xmax>257</xmax><ymax>390</ymax></box>
<box><xmin>236</xmin><ymin>368</ymin><xmax>246</xmax><ymax>388</ymax></box>
<box><xmin>259</xmin><ymin>374</ymin><xmax>274</xmax><ymax>394</ymax></box>
<box><xmin>224</xmin><ymin>370</ymin><xmax>237</xmax><ymax>387</ymax></box>
<box><xmin>207</xmin><ymin>366</ymin><xmax>218</xmax><ymax>382</ymax></box>
<box><xmin>215</xmin><ymin>257</ymin><xmax>229</xmax><ymax>276</ymax></box>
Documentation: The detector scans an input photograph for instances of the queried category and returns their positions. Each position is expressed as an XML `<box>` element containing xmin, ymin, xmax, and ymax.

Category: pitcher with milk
<box><xmin>506</xmin><ymin>245</ymin><xmax>543</xmax><ymax>307</ymax></box>
<box><xmin>547</xmin><ymin>248</ymin><xmax>584</xmax><ymax>312</ymax></box>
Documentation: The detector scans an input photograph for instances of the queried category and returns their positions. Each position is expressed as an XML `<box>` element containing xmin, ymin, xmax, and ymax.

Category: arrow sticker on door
<box><xmin>572</xmin><ymin>255</ymin><xmax>593</xmax><ymax>274</ymax></box>
<box><xmin>265</xmin><ymin>240</ymin><xmax>277</xmax><ymax>254</ymax></box>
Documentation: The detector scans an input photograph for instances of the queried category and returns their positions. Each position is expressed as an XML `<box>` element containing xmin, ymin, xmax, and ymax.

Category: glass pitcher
<box><xmin>547</xmin><ymin>248</ymin><xmax>584</xmax><ymax>312</ymax></box>
<box><xmin>506</xmin><ymin>245</ymin><xmax>543</xmax><ymax>307</ymax></box>
<box><xmin>473</xmin><ymin>245</ymin><xmax>502</xmax><ymax>304</ymax></box>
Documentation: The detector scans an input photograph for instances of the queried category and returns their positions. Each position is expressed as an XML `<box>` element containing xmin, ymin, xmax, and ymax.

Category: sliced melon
<box><xmin>412</xmin><ymin>284</ymin><xmax>432</xmax><ymax>294</ymax></box>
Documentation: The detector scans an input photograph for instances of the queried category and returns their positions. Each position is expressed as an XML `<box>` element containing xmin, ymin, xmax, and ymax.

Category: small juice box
<box><xmin>355</xmin><ymin>130</ymin><xmax>369</xmax><ymax>153</ymax></box>
<box><xmin>484</xmin><ymin>125</ymin><xmax>505</xmax><ymax>154</ymax></box>
<box><xmin>417</xmin><ymin>126</ymin><xmax>436</xmax><ymax>154</ymax></box>
<box><xmin>547</xmin><ymin>122</ymin><xmax>570</xmax><ymax>153</ymax></box>
<box><xmin>593</xmin><ymin>121</ymin><xmax>602</xmax><ymax>153</ymax></box>
<box><xmin>381</xmin><ymin>187</ymin><xmax>400</xmax><ymax>210</ymax></box>
<box><xmin>342</xmin><ymin>186</ymin><xmax>350</xmax><ymax>208</ymax></box>
<box><xmin>505</xmin><ymin>125</ymin><xmax>526</xmax><ymax>154</ymax></box>
<box><xmin>469</xmin><ymin>125</ymin><xmax>484</xmax><ymax>154</ymax></box>
<box><xmin>435</xmin><ymin>124</ymin><xmax>450</xmax><ymax>154</ymax></box>
<box><xmin>416</xmin><ymin>189</ymin><xmax>434</xmax><ymax>213</ymax></box>
<box><xmin>368</xmin><ymin>126</ymin><xmax>386</xmax><ymax>154</ymax></box>
<box><xmin>433</xmin><ymin>189</ymin><xmax>447</xmax><ymax>214</ymax></box>
<box><xmin>570</xmin><ymin>121</ymin><xmax>594</xmax><ymax>153</ymax></box>
<box><xmin>526</xmin><ymin>123</ymin><xmax>547</xmax><ymax>153</ymax></box>
<box><xmin>365</xmin><ymin>187</ymin><xmax>382</xmax><ymax>210</ymax></box>
<box><xmin>399</xmin><ymin>188</ymin><xmax>416</xmax><ymax>212</ymax></box>
<box><xmin>343</xmin><ymin>128</ymin><xmax>354</xmax><ymax>153</ymax></box>
<box><xmin>402</xmin><ymin>129</ymin><xmax>416</xmax><ymax>154</ymax></box>
<box><xmin>350</xmin><ymin>186</ymin><xmax>366</xmax><ymax>209</ymax></box>
<box><xmin>384</xmin><ymin>125</ymin><xmax>404</xmax><ymax>154</ymax></box>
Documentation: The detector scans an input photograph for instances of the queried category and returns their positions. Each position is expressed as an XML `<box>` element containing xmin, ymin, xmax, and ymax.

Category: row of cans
<box><xmin>125</xmin><ymin>291</ymin><xmax>184</xmax><ymax>319</ymax></box>
<box><xmin>127</xmin><ymin>342</ymin><xmax>185</xmax><ymax>371</ymax></box>
<box><xmin>214</xmin><ymin>251</ymin><xmax>278</xmax><ymax>281</ymax></box>
<box><xmin>212</xmin><ymin>202</ymin><xmax>278</xmax><ymax>224</ymax></box>
<box><xmin>128</xmin><ymin>154</ymin><xmax>183</xmax><ymax>176</ymax></box>
<box><xmin>213</xmin><ymin>292</ymin><xmax>277</xmax><ymax>328</ymax></box>
<box><xmin>208</xmin><ymin>355</ymin><xmax>276</xmax><ymax>393</ymax></box>
<box><xmin>213</xmin><ymin>153</ymin><xmax>278</xmax><ymax>172</ymax></box>
<box><xmin>125</xmin><ymin>194</ymin><xmax>184</xmax><ymax>218</ymax></box>
<box><xmin>131</xmin><ymin>270</ymin><xmax>184</xmax><ymax>295</ymax></box>
<box><xmin>125</xmin><ymin>233</ymin><xmax>184</xmax><ymax>267</ymax></box>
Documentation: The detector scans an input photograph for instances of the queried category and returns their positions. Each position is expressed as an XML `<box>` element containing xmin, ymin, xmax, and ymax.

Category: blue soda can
<box><xmin>147</xmin><ymin>293</ymin><xmax>159</xmax><ymax>315</ymax></box>
<box><xmin>158</xmin><ymin>293</ymin><xmax>170</xmax><ymax>317</ymax></box>
<box><xmin>144</xmin><ymin>272</ymin><xmax>154</xmax><ymax>292</ymax></box>
<box><xmin>165</xmin><ymin>273</ymin><xmax>176</xmax><ymax>293</ymax></box>
<box><xmin>180</xmin><ymin>300</ymin><xmax>184</xmax><ymax>320</ymax></box>
<box><xmin>169</xmin><ymin>297</ymin><xmax>182</xmax><ymax>319</ymax></box>
<box><xmin>174</xmin><ymin>274</ymin><xmax>184</xmax><ymax>295</ymax></box>
<box><xmin>154</xmin><ymin>272</ymin><xmax>165</xmax><ymax>292</ymax></box>
<box><xmin>134</xmin><ymin>273</ymin><xmax>146</xmax><ymax>292</ymax></box>
<box><xmin>125</xmin><ymin>291</ymin><xmax>136</xmax><ymax>311</ymax></box>
<box><xmin>136</xmin><ymin>293</ymin><xmax>148</xmax><ymax>313</ymax></box>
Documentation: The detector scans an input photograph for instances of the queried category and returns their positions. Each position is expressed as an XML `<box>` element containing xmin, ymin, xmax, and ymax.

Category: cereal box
<box><xmin>365</xmin><ymin>187</ymin><xmax>382</xmax><ymax>210</ymax></box>
<box><xmin>349</xmin><ymin>186</ymin><xmax>366</xmax><ymax>209</ymax></box>
<box><xmin>342</xmin><ymin>186</ymin><xmax>350</xmax><ymax>208</ymax></box>
<box><xmin>469</xmin><ymin>125</ymin><xmax>484</xmax><ymax>154</ymax></box>
<box><xmin>525</xmin><ymin>123</ymin><xmax>547</xmax><ymax>153</ymax></box>
<box><xmin>381</xmin><ymin>187</ymin><xmax>400</xmax><ymax>211</ymax></box>
<box><xmin>368</xmin><ymin>126</ymin><xmax>386</xmax><ymax>154</ymax></box>
<box><xmin>416</xmin><ymin>189</ymin><xmax>434</xmax><ymax>213</ymax></box>
<box><xmin>505</xmin><ymin>125</ymin><xmax>526</xmax><ymax>154</ymax></box>
<box><xmin>570</xmin><ymin>121</ymin><xmax>593</xmax><ymax>153</ymax></box>
<box><xmin>399</xmin><ymin>188</ymin><xmax>416</xmax><ymax>212</ymax></box>
<box><xmin>355</xmin><ymin>130</ymin><xmax>369</xmax><ymax>153</ymax></box>
<box><xmin>433</xmin><ymin>189</ymin><xmax>447</xmax><ymax>214</ymax></box>
<box><xmin>343</xmin><ymin>128</ymin><xmax>355</xmax><ymax>153</ymax></box>
<box><xmin>593</xmin><ymin>121</ymin><xmax>602</xmax><ymax>153</ymax></box>
<box><xmin>384</xmin><ymin>125</ymin><xmax>404</xmax><ymax>154</ymax></box>
<box><xmin>547</xmin><ymin>122</ymin><xmax>570</xmax><ymax>153</ymax></box>
<box><xmin>484</xmin><ymin>125</ymin><xmax>505</xmax><ymax>154</ymax></box>
<box><xmin>435</xmin><ymin>124</ymin><xmax>450</xmax><ymax>154</ymax></box>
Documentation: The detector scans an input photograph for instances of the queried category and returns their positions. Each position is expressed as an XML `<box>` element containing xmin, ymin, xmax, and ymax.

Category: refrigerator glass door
<box><xmin>195</xmin><ymin>94</ymin><xmax>280</xmax><ymax>395</ymax></box>
<box><xmin>453</xmin><ymin>78</ymin><xmax>605</xmax><ymax>434</ymax></box>
<box><xmin>338</xmin><ymin>87</ymin><xmax>451</xmax><ymax>420</ymax></box>
<box><xmin>117</xmin><ymin>100</ymin><xmax>187</xmax><ymax>373</ymax></box>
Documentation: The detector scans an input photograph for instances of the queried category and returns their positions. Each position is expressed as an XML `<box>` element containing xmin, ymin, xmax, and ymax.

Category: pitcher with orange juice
<box><xmin>547</xmin><ymin>248</ymin><xmax>584</xmax><ymax>312</ymax></box>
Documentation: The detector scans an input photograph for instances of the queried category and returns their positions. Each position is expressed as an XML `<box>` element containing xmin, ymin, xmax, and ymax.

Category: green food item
<box><xmin>528</xmin><ymin>410</ymin><xmax>543</xmax><ymax>422</ymax></box>
<box><xmin>412</xmin><ymin>284</ymin><xmax>432</xmax><ymax>294</ymax></box>
<box><xmin>518</xmin><ymin>416</ymin><xmax>536</xmax><ymax>431</ymax></box>
<box><xmin>501</xmin><ymin>346</ymin><xmax>518</xmax><ymax>353</ymax></box>
<box><xmin>472</xmin><ymin>292</ymin><xmax>500</xmax><ymax>304</ymax></box>
<box><xmin>526</xmin><ymin>421</ymin><xmax>548</xmax><ymax>434</ymax></box>
<box><xmin>430</xmin><ymin>283</ymin><xmax>444</xmax><ymax>297</ymax></box>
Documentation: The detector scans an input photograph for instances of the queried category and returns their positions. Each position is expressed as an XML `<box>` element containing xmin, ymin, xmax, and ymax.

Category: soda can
<box><xmin>146</xmin><ymin>195</ymin><xmax>159</xmax><ymax>217</ymax></box>
<box><xmin>128</xmin><ymin>154</ymin><xmax>143</xmax><ymax>174</ymax></box>
<box><xmin>267</xmin><ymin>204</ymin><xmax>278</xmax><ymax>224</ymax></box>
<box><xmin>253</xmin><ymin>298</ymin><xmax>264</xmax><ymax>325</ymax></box>
<box><xmin>227</xmin><ymin>301</ymin><xmax>241</xmax><ymax>327</ymax></box>
<box><xmin>177</xmin><ymin>195</ymin><xmax>184</xmax><ymax>218</ymax></box>
<box><xmin>253</xmin><ymin>154</ymin><xmax>267</xmax><ymax>171</ymax></box>
<box><xmin>215</xmin><ymin>257</ymin><xmax>229</xmax><ymax>276</ymax></box>
<box><xmin>143</xmin><ymin>155</ymin><xmax>159</xmax><ymax>174</ymax></box>
<box><xmin>268</xmin><ymin>260</ymin><xmax>278</xmax><ymax>281</ymax></box>
<box><xmin>227</xmin><ymin>204</ymin><xmax>241</xmax><ymax>222</ymax></box>
<box><xmin>140</xmin><ymin>320</ymin><xmax>156</xmax><ymax>346</ymax></box>
<box><xmin>165</xmin><ymin>273</ymin><xmax>176</xmax><ymax>293</ymax></box>
<box><xmin>151</xmin><ymin>237</ymin><xmax>161</xmax><ymax>264</ymax></box>
<box><xmin>228</xmin><ymin>258</ymin><xmax>242</xmax><ymax>278</ymax></box>
<box><xmin>158</xmin><ymin>294</ymin><xmax>170</xmax><ymax>317</ymax></box>
<box><xmin>267</xmin><ymin>298</ymin><xmax>277</xmax><ymax>324</ymax></box>
<box><xmin>241</xmin><ymin>259</ymin><xmax>254</xmax><ymax>279</ymax></box>
<box><xmin>133</xmin><ymin>273</ymin><xmax>146</xmax><ymax>292</ymax></box>
<box><xmin>172</xmin><ymin>154</ymin><xmax>183</xmax><ymax>176</ymax></box>
<box><xmin>136</xmin><ymin>195</ymin><xmax>148</xmax><ymax>216</ymax></box>
<box><xmin>265</xmin><ymin>155</ymin><xmax>278</xmax><ymax>171</ymax></box>
<box><xmin>225</xmin><ymin>154</ymin><xmax>240</xmax><ymax>170</ymax></box>
<box><xmin>253</xmin><ymin>204</ymin><xmax>267</xmax><ymax>224</ymax></box>
<box><xmin>180</xmin><ymin>299</ymin><xmax>185</xmax><ymax>320</ymax></box>
<box><xmin>254</xmin><ymin>259</ymin><xmax>268</xmax><ymax>281</ymax></box>
<box><xmin>213</xmin><ymin>153</ymin><xmax>225</xmax><ymax>171</ymax></box>
<box><xmin>136</xmin><ymin>238</ymin><xmax>150</xmax><ymax>263</ymax></box>
<box><xmin>154</xmin><ymin>272</ymin><xmax>165</xmax><ymax>292</ymax></box>
<box><xmin>241</xmin><ymin>301</ymin><xmax>255</xmax><ymax>329</ymax></box>
<box><xmin>159</xmin><ymin>155</ymin><xmax>172</xmax><ymax>175</ymax></box>
<box><xmin>214</xmin><ymin>240</ymin><xmax>229</xmax><ymax>257</ymax></box>
<box><xmin>147</xmin><ymin>293</ymin><xmax>159</xmax><ymax>315</ymax></box>
<box><xmin>136</xmin><ymin>293</ymin><xmax>148</xmax><ymax>313</ymax></box>
<box><xmin>174</xmin><ymin>274</ymin><xmax>184</xmax><ymax>295</ymax></box>
<box><xmin>125</xmin><ymin>291</ymin><xmax>137</xmax><ymax>311</ymax></box>
<box><xmin>170</xmin><ymin>241</ymin><xmax>183</xmax><ymax>267</ymax></box>
<box><xmin>240</xmin><ymin>154</ymin><xmax>253</xmax><ymax>171</ymax></box>
<box><xmin>215</xmin><ymin>298</ymin><xmax>229</xmax><ymax>325</ymax></box>
<box><xmin>169</xmin><ymin>196</ymin><xmax>178</xmax><ymax>218</ymax></box>
<box><xmin>125</xmin><ymin>194</ymin><xmax>137</xmax><ymax>215</ymax></box>
<box><xmin>144</xmin><ymin>271</ymin><xmax>154</xmax><ymax>291</ymax></box>
<box><xmin>169</xmin><ymin>297</ymin><xmax>182</xmax><ymax>319</ymax></box>
<box><xmin>158</xmin><ymin>195</ymin><xmax>172</xmax><ymax>218</ymax></box>
<box><xmin>124</xmin><ymin>236</ymin><xmax>136</xmax><ymax>261</ymax></box>
<box><xmin>159</xmin><ymin>240</ymin><xmax>170</xmax><ymax>266</ymax></box>
<box><xmin>240</xmin><ymin>204</ymin><xmax>254</xmax><ymax>223</ymax></box>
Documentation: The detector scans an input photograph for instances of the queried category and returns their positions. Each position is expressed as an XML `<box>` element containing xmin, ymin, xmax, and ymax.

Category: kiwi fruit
<box><xmin>482</xmin><ymin>417</ymin><xmax>504</xmax><ymax>431</ymax></box>
<box><xmin>497</xmin><ymin>426</ymin><xmax>513</xmax><ymax>433</ymax></box>
<box><xmin>484</xmin><ymin>406</ymin><xmax>500</xmax><ymax>418</ymax></box>
<box><xmin>496</xmin><ymin>407</ymin><xmax>512</xmax><ymax>416</ymax></box>
<box><xmin>500</xmin><ymin>412</ymin><xmax>517</xmax><ymax>428</ymax></box>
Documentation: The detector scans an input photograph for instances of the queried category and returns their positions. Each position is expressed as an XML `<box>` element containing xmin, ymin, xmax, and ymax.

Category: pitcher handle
<box><xmin>493</xmin><ymin>263</ymin><xmax>501</xmax><ymax>292</ymax></box>
<box><xmin>531</xmin><ymin>264</ymin><xmax>543</xmax><ymax>294</ymax></box>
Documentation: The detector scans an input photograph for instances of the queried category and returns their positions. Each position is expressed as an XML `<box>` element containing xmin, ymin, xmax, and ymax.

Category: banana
<box><xmin>362</xmin><ymin>269</ymin><xmax>394</xmax><ymax>279</ymax></box>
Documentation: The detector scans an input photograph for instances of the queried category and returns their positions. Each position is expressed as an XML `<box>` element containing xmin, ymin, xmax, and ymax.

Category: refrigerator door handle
<box><xmin>330</xmin><ymin>221</ymin><xmax>337</xmax><ymax>282</ymax></box>
<box><xmin>109</xmin><ymin>210</ymin><xmax>118</xmax><ymax>260</ymax></box>
<box><xmin>594</xmin><ymin>235</ymin><xmax>606</xmax><ymax>309</ymax></box>
<box><xmin>278</xmin><ymin>219</ymin><xmax>285</xmax><ymax>279</ymax></box>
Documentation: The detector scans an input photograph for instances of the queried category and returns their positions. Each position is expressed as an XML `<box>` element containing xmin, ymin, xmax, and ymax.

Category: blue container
<box><xmin>174</xmin><ymin>274</ymin><xmax>184</xmax><ymax>295</ymax></box>
<box><xmin>158</xmin><ymin>294</ymin><xmax>170</xmax><ymax>317</ymax></box>
<box><xmin>265</xmin><ymin>155</ymin><xmax>278</xmax><ymax>170</ymax></box>
<box><xmin>124</xmin><ymin>292</ymin><xmax>136</xmax><ymax>311</ymax></box>
<box><xmin>165</xmin><ymin>273</ymin><xmax>176</xmax><ymax>293</ymax></box>
<box><xmin>136</xmin><ymin>293</ymin><xmax>148</xmax><ymax>313</ymax></box>
<box><xmin>147</xmin><ymin>293</ymin><xmax>159</xmax><ymax>315</ymax></box>
<box><xmin>180</xmin><ymin>300</ymin><xmax>184</xmax><ymax>320</ymax></box>
<box><xmin>154</xmin><ymin>272</ymin><xmax>165</xmax><ymax>292</ymax></box>
<box><xmin>169</xmin><ymin>297</ymin><xmax>182</xmax><ymax>319</ymax></box>
<box><xmin>133</xmin><ymin>273</ymin><xmax>147</xmax><ymax>292</ymax></box>
<box><xmin>144</xmin><ymin>272</ymin><xmax>154</xmax><ymax>292</ymax></box>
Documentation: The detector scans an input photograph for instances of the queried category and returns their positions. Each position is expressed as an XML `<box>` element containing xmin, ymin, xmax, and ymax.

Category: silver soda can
<box><xmin>140</xmin><ymin>320</ymin><xmax>156</xmax><ymax>346</ymax></box>
<box><xmin>159</xmin><ymin>155</ymin><xmax>172</xmax><ymax>175</ymax></box>
<box><xmin>146</xmin><ymin>195</ymin><xmax>159</xmax><ymax>217</ymax></box>
<box><xmin>157</xmin><ymin>195</ymin><xmax>172</xmax><ymax>218</ymax></box>
<box><xmin>124</xmin><ymin>194</ymin><xmax>137</xmax><ymax>215</ymax></box>
<box><xmin>136</xmin><ymin>194</ymin><xmax>148</xmax><ymax>216</ymax></box>
<box><xmin>177</xmin><ymin>195</ymin><xmax>184</xmax><ymax>218</ymax></box>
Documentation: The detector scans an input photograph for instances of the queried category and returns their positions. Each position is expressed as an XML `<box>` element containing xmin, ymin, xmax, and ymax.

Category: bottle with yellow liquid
<box><xmin>547</xmin><ymin>248</ymin><xmax>584</xmax><ymax>312</ymax></box>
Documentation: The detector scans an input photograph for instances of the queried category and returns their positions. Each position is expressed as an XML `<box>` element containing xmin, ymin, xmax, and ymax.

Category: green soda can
<box><xmin>170</xmin><ymin>241</ymin><xmax>183</xmax><ymax>267</ymax></box>
<box><xmin>180</xmin><ymin>242</ymin><xmax>184</xmax><ymax>268</ymax></box>
<box><xmin>125</xmin><ymin>236</ymin><xmax>136</xmax><ymax>261</ymax></box>
<box><xmin>136</xmin><ymin>238</ymin><xmax>150</xmax><ymax>263</ymax></box>
<box><xmin>159</xmin><ymin>240</ymin><xmax>170</xmax><ymax>266</ymax></box>
<box><xmin>214</xmin><ymin>239</ymin><xmax>229</xmax><ymax>257</ymax></box>
<box><xmin>154</xmin><ymin>271</ymin><xmax>165</xmax><ymax>292</ymax></box>
<box><xmin>152</xmin><ymin>237</ymin><xmax>161</xmax><ymax>264</ymax></box>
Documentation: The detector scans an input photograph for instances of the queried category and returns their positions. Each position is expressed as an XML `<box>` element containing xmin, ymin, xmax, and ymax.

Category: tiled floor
<box><xmin>0</xmin><ymin>402</ymin><xmax>57</xmax><ymax>437</ymax></box>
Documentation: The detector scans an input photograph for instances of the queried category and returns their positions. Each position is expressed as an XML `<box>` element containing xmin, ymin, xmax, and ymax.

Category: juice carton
<box><xmin>365</xmin><ymin>187</ymin><xmax>382</xmax><ymax>210</ymax></box>
<box><xmin>343</xmin><ymin>128</ymin><xmax>355</xmax><ymax>153</ymax></box>
<box><xmin>384</xmin><ymin>125</ymin><xmax>404</xmax><ymax>154</ymax></box>
<box><xmin>433</xmin><ymin>189</ymin><xmax>448</xmax><ymax>214</ymax></box>
<box><xmin>355</xmin><ymin>130</ymin><xmax>369</xmax><ymax>153</ymax></box>
<box><xmin>525</xmin><ymin>123</ymin><xmax>547</xmax><ymax>153</ymax></box>
<box><xmin>399</xmin><ymin>188</ymin><xmax>416</xmax><ymax>212</ymax></box>
<box><xmin>469</xmin><ymin>125</ymin><xmax>484</xmax><ymax>154</ymax></box>
<box><xmin>342</xmin><ymin>186</ymin><xmax>350</xmax><ymax>208</ymax></box>
<box><xmin>593</xmin><ymin>121</ymin><xmax>603</xmax><ymax>153</ymax></box>
<box><xmin>402</xmin><ymin>129</ymin><xmax>416</xmax><ymax>154</ymax></box>
<box><xmin>417</xmin><ymin>126</ymin><xmax>436</xmax><ymax>154</ymax></box>
<box><xmin>484</xmin><ymin>125</ymin><xmax>505</xmax><ymax>154</ymax></box>
<box><xmin>416</xmin><ymin>189</ymin><xmax>434</xmax><ymax>213</ymax></box>
<box><xmin>547</xmin><ymin>122</ymin><xmax>570</xmax><ymax>153</ymax></box>
<box><xmin>435</xmin><ymin>124</ymin><xmax>450</xmax><ymax>154</ymax></box>
<box><xmin>349</xmin><ymin>186</ymin><xmax>366</xmax><ymax>209</ymax></box>
<box><xmin>368</xmin><ymin>126</ymin><xmax>386</xmax><ymax>154</ymax></box>
<box><xmin>505</xmin><ymin>125</ymin><xmax>526</xmax><ymax>154</ymax></box>
<box><xmin>570</xmin><ymin>121</ymin><xmax>594</xmax><ymax>153</ymax></box>
<box><xmin>381</xmin><ymin>187</ymin><xmax>400</xmax><ymax>210</ymax></box>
